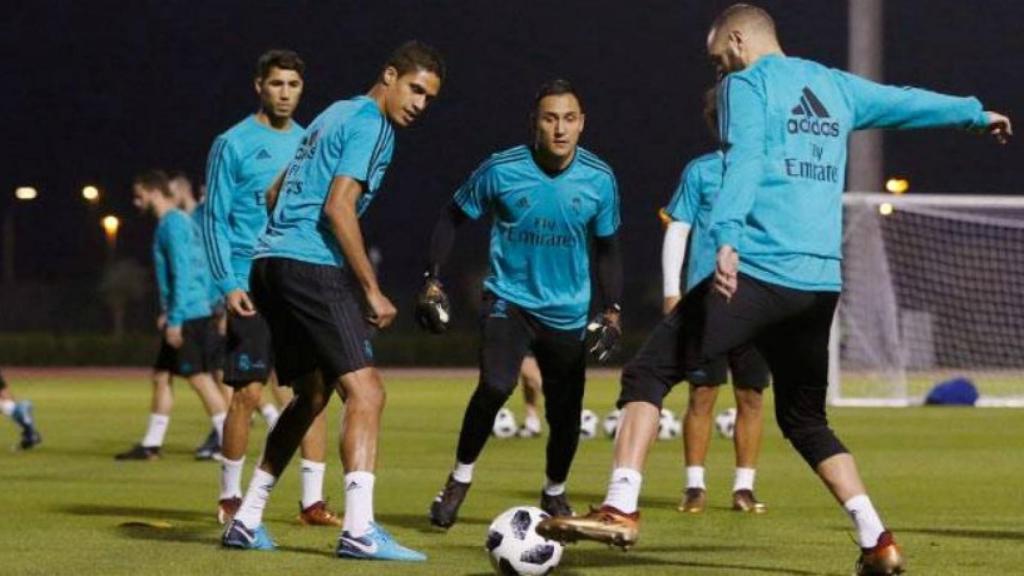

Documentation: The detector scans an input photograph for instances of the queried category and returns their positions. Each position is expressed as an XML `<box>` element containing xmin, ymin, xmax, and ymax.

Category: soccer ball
<box><xmin>602</xmin><ymin>408</ymin><xmax>621</xmax><ymax>439</ymax></box>
<box><xmin>579</xmin><ymin>408</ymin><xmax>598</xmax><ymax>439</ymax></box>
<box><xmin>493</xmin><ymin>408</ymin><xmax>518</xmax><ymax>439</ymax></box>
<box><xmin>715</xmin><ymin>407</ymin><xmax>737</xmax><ymax>439</ymax></box>
<box><xmin>658</xmin><ymin>408</ymin><xmax>682</xmax><ymax>440</ymax></box>
<box><xmin>486</xmin><ymin>506</ymin><xmax>563</xmax><ymax>576</ymax></box>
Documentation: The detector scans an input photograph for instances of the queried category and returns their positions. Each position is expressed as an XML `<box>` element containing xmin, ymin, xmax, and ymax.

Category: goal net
<box><xmin>832</xmin><ymin>193</ymin><xmax>1024</xmax><ymax>407</ymax></box>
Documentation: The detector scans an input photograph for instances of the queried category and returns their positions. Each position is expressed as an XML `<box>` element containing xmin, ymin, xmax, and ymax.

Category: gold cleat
<box><xmin>677</xmin><ymin>487</ymin><xmax>707</xmax><ymax>513</ymax></box>
<box><xmin>731</xmin><ymin>489</ymin><xmax>767</xmax><ymax>514</ymax></box>
<box><xmin>536</xmin><ymin>505</ymin><xmax>639</xmax><ymax>550</ymax></box>
<box><xmin>855</xmin><ymin>531</ymin><xmax>906</xmax><ymax>575</ymax></box>
<box><xmin>297</xmin><ymin>500</ymin><xmax>342</xmax><ymax>527</ymax></box>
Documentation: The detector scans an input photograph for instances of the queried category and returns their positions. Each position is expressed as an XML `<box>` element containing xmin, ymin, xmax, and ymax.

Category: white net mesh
<box><xmin>834</xmin><ymin>194</ymin><xmax>1024</xmax><ymax>407</ymax></box>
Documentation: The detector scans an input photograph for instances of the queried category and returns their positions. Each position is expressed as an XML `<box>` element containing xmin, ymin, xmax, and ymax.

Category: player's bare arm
<box><xmin>323</xmin><ymin>175</ymin><xmax>396</xmax><ymax>329</ymax></box>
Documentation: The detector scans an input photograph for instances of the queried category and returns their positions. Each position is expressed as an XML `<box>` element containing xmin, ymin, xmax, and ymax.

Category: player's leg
<box><xmin>178</xmin><ymin>318</ymin><xmax>228</xmax><ymax>449</ymax></box>
<box><xmin>516</xmin><ymin>354</ymin><xmax>543</xmax><ymax>437</ymax></box>
<box><xmin>531</xmin><ymin>323</ymin><xmax>586</xmax><ymax>516</ymax></box>
<box><xmin>295</xmin><ymin>408</ymin><xmax>339</xmax><ymax>526</ymax></box>
<box><xmin>0</xmin><ymin>369</ymin><xmax>41</xmax><ymax>450</ymax></box>
<box><xmin>729</xmin><ymin>344</ymin><xmax>770</xmax><ymax>513</ymax></box>
<box><xmin>429</xmin><ymin>294</ymin><xmax>531</xmax><ymax>529</ymax></box>
<box><xmin>116</xmin><ymin>341</ymin><xmax>175</xmax><ymax>460</ymax></box>
<box><xmin>679</xmin><ymin>379</ymin><xmax>721</xmax><ymax>513</ymax></box>
<box><xmin>197</xmin><ymin>313</ymin><xmax>230</xmax><ymax>460</ymax></box>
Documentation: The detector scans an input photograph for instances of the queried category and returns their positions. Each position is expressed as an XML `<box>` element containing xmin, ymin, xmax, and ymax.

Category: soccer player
<box><xmin>221</xmin><ymin>41</ymin><xmax>444</xmax><ymax>561</ymax></box>
<box><xmin>0</xmin><ymin>369</ymin><xmax>41</xmax><ymax>450</ymax></box>
<box><xmin>424</xmin><ymin>79</ymin><xmax>623</xmax><ymax>529</ymax></box>
<box><xmin>538</xmin><ymin>5</ymin><xmax>1011</xmax><ymax>573</ymax></box>
<box><xmin>116</xmin><ymin>170</ymin><xmax>228</xmax><ymax>460</ymax></box>
<box><xmin>662</xmin><ymin>89</ymin><xmax>769</xmax><ymax>514</ymax></box>
<box><xmin>203</xmin><ymin>50</ymin><xmax>338</xmax><ymax>526</ymax></box>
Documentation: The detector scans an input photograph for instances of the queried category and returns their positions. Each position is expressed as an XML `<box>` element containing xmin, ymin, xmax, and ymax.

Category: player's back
<box><xmin>155</xmin><ymin>209</ymin><xmax>212</xmax><ymax>321</ymax></box>
<box><xmin>664</xmin><ymin>151</ymin><xmax>722</xmax><ymax>291</ymax></box>
<box><xmin>257</xmin><ymin>96</ymin><xmax>394</xmax><ymax>267</ymax></box>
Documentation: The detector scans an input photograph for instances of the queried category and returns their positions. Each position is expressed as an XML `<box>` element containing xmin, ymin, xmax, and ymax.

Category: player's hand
<box><xmin>714</xmin><ymin>245</ymin><xmax>739</xmax><ymax>300</ymax></box>
<box><xmin>586</xmin><ymin>306</ymin><xmax>622</xmax><ymax>363</ymax></box>
<box><xmin>414</xmin><ymin>276</ymin><xmax>451</xmax><ymax>334</ymax></box>
<box><xmin>366</xmin><ymin>289</ymin><xmax>397</xmax><ymax>329</ymax></box>
<box><xmin>662</xmin><ymin>295</ymin><xmax>681</xmax><ymax>316</ymax></box>
<box><xmin>165</xmin><ymin>325</ymin><xmax>184</xmax><ymax>349</ymax></box>
<box><xmin>227</xmin><ymin>289</ymin><xmax>257</xmax><ymax>317</ymax></box>
<box><xmin>985</xmin><ymin>111</ymin><xmax>1013</xmax><ymax>144</ymax></box>
<box><xmin>156</xmin><ymin>313</ymin><xmax>167</xmax><ymax>331</ymax></box>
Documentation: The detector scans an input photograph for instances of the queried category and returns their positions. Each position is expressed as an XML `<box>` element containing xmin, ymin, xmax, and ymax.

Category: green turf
<box><xmin>2</xmin><ymin>372</ymin><xmax>1022</xmax><ymax>575</ymax></box>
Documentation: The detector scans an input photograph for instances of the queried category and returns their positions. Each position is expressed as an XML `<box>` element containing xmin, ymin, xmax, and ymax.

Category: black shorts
<box><xmin>698</xmin><ymin>345</ymin><xmax>770</xmax><ymax>390</ymax></box>
<box><xmin>223</xmin><ymin>312</ymin><xmax>273</xmax><ymax>387</ymax></box>
<box><xmin>250</xmin><ymin>257</ymin><xmax>374</xmax><ymax>385</ymax></box>
<box><xmin>0</xmin><ymin>369</ymin><xmax>6</xmax><ymax>391</ymax></box>
<box><xmin>151</xmin><ymin>316</ymin><xmax>220</xmax><ymax>377</ymax></box>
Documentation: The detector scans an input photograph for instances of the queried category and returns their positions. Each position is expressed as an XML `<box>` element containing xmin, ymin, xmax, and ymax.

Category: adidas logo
<box><xmin>256</xmin><ymin>148</ymin><xmax>272</xmax><ymax>160</ymax></box>
<box><xmin>787</xmin><ymin>87</ymin><xmax>840</xmax><ymax>137</ymax></box>
<box><xmin>346</xmin><ymin>481</ymin><xmax>361</xmax><ymax>491</ymax></box>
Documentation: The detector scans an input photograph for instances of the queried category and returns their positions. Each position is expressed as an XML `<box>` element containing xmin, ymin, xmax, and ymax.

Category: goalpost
<box><xmin>830</xmin><ymin>193</ymin><xmax>1024</xmax><ymax>408</ymax></box>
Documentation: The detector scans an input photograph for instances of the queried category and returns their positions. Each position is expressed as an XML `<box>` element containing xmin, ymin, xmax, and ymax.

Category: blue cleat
<box><xmin>336</xmin><ymin>522</ymin><xmax>427</xmax><ymax>562</ymax></box>
<box><xmin>12</xmin><ymin>401</ymin><xmax>41</xmax><ymax>450</ymax></box>
<box><xmin>221</xmin><ymin>520</ymin><xmax>276</xmax><ymax>551</ymax></box>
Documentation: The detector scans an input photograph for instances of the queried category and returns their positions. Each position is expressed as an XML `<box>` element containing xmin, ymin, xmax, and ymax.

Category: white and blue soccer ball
<box><xmin>579</xmin><ymin>408</ymin><xmax>598</xmax><ymax>439</ymax></box>
<box><xmin>715</xmin><ymin>407</ymin><xmax>737</xmax><ymax>439</ymax></box>
<box><xmin>602</xmin><ymin>408</ymin><xmax>621</xmax><ymax>439</ymax></box>
<box><xmin>486</xmin><ymin>506</ymin><xmax>563</xmax><ymax>576</ymax></box>
<box><xmin>493</xmin><ymin>408</ymin><xmax>518</xmax><ymax>439</ymax></box>
<box><xmin>658</xmin><ymin>408</ymin><xmax>682</xmax><ymax>440</ymax></box>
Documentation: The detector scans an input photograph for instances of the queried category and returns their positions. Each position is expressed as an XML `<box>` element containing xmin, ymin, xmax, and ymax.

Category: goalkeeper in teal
<box><xmin>116</xmin><ymin>170</ymin><xmax>227</xmax><ymax>461</ymax></box>
<box><xmin>202</xmin><ymin>49</ymin><xmax>339</xmax><ymax>529</ymax></box>
<box><xmin>538</xmin><ymin>5</ymin><xmax>1012</xmax><ymax>574</ymax></box>
<box><xmin>423</xmin><ymin>79</ymin><xmax>623</xmax><ymax>530</ymax></box>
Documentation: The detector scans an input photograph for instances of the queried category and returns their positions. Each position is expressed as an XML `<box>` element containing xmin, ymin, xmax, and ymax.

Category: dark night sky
<box><xmin>3</xmin><ymin>1</ymin><xmax>1021</xmax><ymax>321</ymax></box>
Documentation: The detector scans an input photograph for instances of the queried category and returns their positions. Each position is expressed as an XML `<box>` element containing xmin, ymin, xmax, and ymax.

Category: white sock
<box><xmin>141</xmin><ymin>413</ymin><xmax>170</xmax><ymax>448</ymax></box>
<box><xmin>0</xmin><ymin>399</ymin><xmax>14</xmax><ymax>417</ymax></box>
<box><xmin>543</xmin><ymin>477</ymin><xmax>566</xmax><ymax>496</ymax></box>
<box><xmin>452</xmin><ymin>461</ymin><xmax>474</xmax><ymax>484</ymax></box>
<box><xmin>733</xmin><ymin>467</ymin><xmax>756</xmax><ymax>492</ymax></box>
<box><xmin>260</xmin><ymin>404</ymin><xmax>280</xmax><ymax>428</ymax></box>
<box><xmin>524</xmin><ymin>414</ymin><xmax>541</xmax><ymax>433</ymax></box>
<box><xmin>343</xmin><ymin>471</ymin><xmax>376</xmax><ymax>537</ymax></box>
<box><xmin>299</xmin><ymin>459</ymin><xmax>326</xmax><ymax>509</ymax></box>
<box><xmin>603</xmin><ymin>467</ymin><xmax>642</xmax><ymax>514</ymax></box>
<box><xmin>220</xmin><ymin>456</ymin><xmax>245</xmax><ymax>500</ymax></box>
<box><xmin>211</xmin><ymin>412</ymin><xmax>227</xmax><ymax>444</ymax></box>
<box><xmin>234</xmin><ymin>468</ymin><xmax>277</xmax><ymax>529</ymax></box>
<box><xmin>844</xmin><ymin>494</ymin><xmax>886</xmax><ymax>548</ymax></box>
<box><xmin>686</xmin><ymin>466</ymin><xmax>706</xmax><ymax>490</ymax></box>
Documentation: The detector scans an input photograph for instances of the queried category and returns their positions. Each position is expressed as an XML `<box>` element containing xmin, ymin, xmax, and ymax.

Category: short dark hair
<box><xmin>711</xmin><ymin>3</ymin><xmax>776</xmax><ymax>36</ymax></box>
<box><xmin>385</xmin><ymin>41</ymin><xmax>446</xmax><ymax>83</ymax></box>
<box><xmin>256</xmin><ymin>49</ymin><xmax>305</xmax><ymax>80</ymax></box>
<box><xmin>133</xmin><ymin>169</ymin><xmax>174</xmax><ymax>199</ymax></box>
<box><xmin>533</xmin><ymin>78</ymin><xmax>584</xmax><ymax>114</ymax></box>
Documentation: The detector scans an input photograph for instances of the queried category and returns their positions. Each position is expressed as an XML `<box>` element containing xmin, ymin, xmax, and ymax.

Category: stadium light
<box><xmin>14</xmin><ymin>186</ymin><xmax>37</xmax><ymax>201</ymax></box>
<box><xmin>102</xmin><ymin>215</ymin><xmax>120</xmax><ymax>237</ymax></box>
<box><xmin>82</xmin><ymin>185</ymin><xmax>100</xmax><ymax>203</ymax></box>
<box><xmin>885</xmin><ymin>178</ymin><xmax>909</xmax><ymax>195</ymax></box>
<box><xmin>879</xmin><ymin>202</ymin><xmax>895</xmax><ymax>216</ymax></box>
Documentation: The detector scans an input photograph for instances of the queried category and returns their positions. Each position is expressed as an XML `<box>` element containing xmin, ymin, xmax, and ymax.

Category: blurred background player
<box><xmin>423</xmin><ymin>79</ymin><xmax>623</xmax><ymax>529</ymax></box>
<box><xmin>662</xmin><ymin>88</ymin><xmax>770</xmax><ymax>514</ymax></box>
<box><xmin>0</xmin><ymin>369</ymin><xmax>41</xmax><ymax>450</ymax></box>
<box><xmin>203</xmin><ymin>49</ymin><xmax>338</xmax><ymax>526</ymax></box>
<box><xmin>540</xmin><ymin>5</ymin><xmax>1011</xmax><ymax>574</ymax></box>
<box><xmin>116</xmin><ymin>170</ymin><xmax>228</xmax><ymax>460</ymax></box>
<box><xmin>515</xmin><ymin>354</ymin><xmax>543</xmax><ymax>438</ymax></box>
<box><xmin>221</xmin><ymin>41</ymin><xmax>444</xmax><ymax>561</ymax></box>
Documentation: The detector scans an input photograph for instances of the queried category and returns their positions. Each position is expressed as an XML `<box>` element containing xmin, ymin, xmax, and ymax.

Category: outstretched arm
<box><xmin>426</xmin><ymin>202</ymin><xmax>470</xmax><ymax>279</ymax></box>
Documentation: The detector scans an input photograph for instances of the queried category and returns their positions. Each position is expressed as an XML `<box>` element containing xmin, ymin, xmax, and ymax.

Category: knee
<box><xmin>152</xmin><ymin>372</ymin><xmax>171</xmax><ymax>388</ymax></box>
<box><xmin>687</xmin><ymin>386</ymin><xmax>718</xmax><ymax>416</ymax></box>
<box><xmin>231</xmin><ymin>386</ymin><xmax>262</xmax><ymax>412</ymax></box>
<box><xmin>617</xmin><ymin>362</ymin><xmax>667</xmax><ymax>410</ymax></box>
<box><xmin>735</xmin><ymin>389</ymin><xmax>764</xmax><ymax>416</ymax></box>
<box><xmin>347</xmin><ymin>378</ymin><xmax>385</xmax><ymax>414</ymax></box>
<box><xmin>476</xmin><ymin>375</ymin><xmax>516</xmax><ymax>407</ymax></box>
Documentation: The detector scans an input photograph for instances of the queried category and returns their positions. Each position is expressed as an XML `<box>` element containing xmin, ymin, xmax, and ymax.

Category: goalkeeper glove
<box><xmin>414</xmin><ymin>273</ymin><xmax>451</xmax><ymax>334</ymax></box>
<box><xmin>586</xmin><ymin>305</ymin><xmax>622</xmax><ymax>363</ymax></box>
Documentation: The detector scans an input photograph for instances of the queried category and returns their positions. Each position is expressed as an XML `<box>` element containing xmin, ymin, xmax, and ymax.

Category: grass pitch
<box><xmin>2</xmin><ymin>368</ymin><xmax>1022</xmax><ymax>575</ymax></box>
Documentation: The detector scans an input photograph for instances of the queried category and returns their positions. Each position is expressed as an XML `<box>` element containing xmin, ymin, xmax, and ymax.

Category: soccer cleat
<box><xmin>516</xmin><ymin>424</ymin><xmax>541</xmax><ymax>438</ymax></box>
<box><xmin>856</xmin><ymin>531</ymin><xmax>906</xmax><ymax>575</ymax></box>
<box><xmin>540</xmin><ymin>491</ymin><xmax>574</xmax><ymax>517</ymax></box>
<box><xmin>298</xmin><ymin>500</ymin><xmax>342</xmax><ymax>527</ymax></box>
<box><xmin>732</xmin><ymin>489</ymin><xmax>767</xmax><ymax>514</ymax></box>
<box><xmin>217</xmin><ymin>497</ymin><xmax>242</xmax><ymax>525</ymax></box>
<box><xmin>194</xmin><ymin>429</ymin><xmax>220</xmax><ymax>461</ymax></box>
<box><xmin>222</xmin><ymin>519</ymin><xmax>276</xmax><ymax>551</ymax></box>
<box><xmin>429</xmin><ymin>474</ymin><xmax>471</xmax><ymax>529</ymax></box>
<box><xmin>677</xmin><ymin>487</ymin><xmax>707</xmax><ymax>513</ymax></box>
<box><xmin>536</xmin><ymin>505</ymin><xmax>639</xmax><ymax>549</ymax></box>
<box><xmin>12</xmin><ymin>401</ymin><xmax>41</xmax><ymax>450</ymax></box>
<box><xmin>336</xmin><ymin>522</ymin><xmax>427</xmax><ymax>562</ymax></box>
<box><xmin>114</xmin><ymin>444</ymin><xmax>161</xmax><ymax>461</ymax></box>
